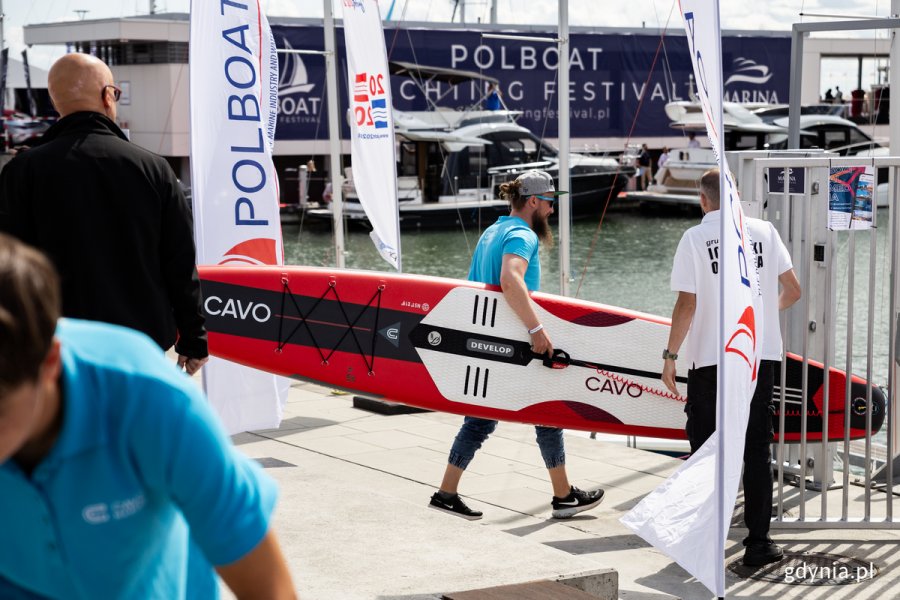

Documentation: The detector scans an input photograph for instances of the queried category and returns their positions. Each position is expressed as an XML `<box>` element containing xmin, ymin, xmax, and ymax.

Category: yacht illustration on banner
<box><xmin>278</xmin><ymin>40</ymin><xmax>315</xmax><ymax>95</ymax></box>
<box><xmin>724</xmin><ymin>57</ymin><xmax>773</xmax><ymax>86</ymax></box>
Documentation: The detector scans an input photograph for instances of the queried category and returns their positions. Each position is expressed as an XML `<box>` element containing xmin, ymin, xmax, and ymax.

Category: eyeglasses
<box><xmin>102</xmin><ymin>84</ymin><xmax>122</xmax><ymax>103</ymax></box>
<box><xmin>535</xmin><ymin>194</ymin><xmax>557</xmax><ymax>203</ymax></box>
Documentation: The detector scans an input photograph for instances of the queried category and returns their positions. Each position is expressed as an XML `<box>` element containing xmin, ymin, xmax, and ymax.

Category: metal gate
<box><xmin>730</xmin><ymin>151</ymin><xmax>900</xmax><ymax>528</ymax></box>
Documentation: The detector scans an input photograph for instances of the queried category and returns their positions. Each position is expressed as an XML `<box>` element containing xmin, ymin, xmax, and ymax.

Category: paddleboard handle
<box><xmin>540</xmin><ymin>348</ymin><xmax>571</xmax><ymax>370</ymax></box>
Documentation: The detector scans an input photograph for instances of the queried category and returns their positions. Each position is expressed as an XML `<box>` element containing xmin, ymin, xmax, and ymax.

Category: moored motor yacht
<box><xmin>627</xmin><ymin>101</ymin><xmax>888</xmax><ymax>211</ymax></box>
<box><xmin>304</xmin><ymin>61</ymin><xmax>634</xmax><ymax>230</ymax></box>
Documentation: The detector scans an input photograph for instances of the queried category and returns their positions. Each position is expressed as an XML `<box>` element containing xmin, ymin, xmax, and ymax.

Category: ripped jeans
<box><xmin>447</xmin><ymin>416</ymin><xmax>566</xmax><ymax>470</ymax></box>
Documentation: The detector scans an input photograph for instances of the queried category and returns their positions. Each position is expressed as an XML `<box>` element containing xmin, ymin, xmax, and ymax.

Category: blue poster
<box><xmin>270</xmin><ymin>24</ymin><xmax>791</xmax><ymax>143</ymax></box>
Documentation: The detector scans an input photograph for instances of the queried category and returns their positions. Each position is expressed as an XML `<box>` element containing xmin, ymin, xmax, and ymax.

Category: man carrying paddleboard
<box><xmin>429</xmin><ymin>169</ymin><xmax>605</xmax><ymax>520</ymax></box>
<box><xmin>661</xmin><ymin>168</ymin><xmax>801</xmax><ymax>567</ymax></box>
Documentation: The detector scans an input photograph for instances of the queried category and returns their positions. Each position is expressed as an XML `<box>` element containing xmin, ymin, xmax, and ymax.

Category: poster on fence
<box><xmin>828</xmin><ymin>166</ymin><xmax>874</xmax><ymax>231</ymax></box>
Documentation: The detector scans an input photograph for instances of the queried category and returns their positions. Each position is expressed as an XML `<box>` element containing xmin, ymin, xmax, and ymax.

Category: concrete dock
<box><xmin>222</xmin><ymin>379</ymin><xmax>900</xmax><ymax>599</ymax></box>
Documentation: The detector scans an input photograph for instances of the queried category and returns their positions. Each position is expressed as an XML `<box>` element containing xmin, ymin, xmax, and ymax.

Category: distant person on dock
<box><xmin>687</xmin><ymin>131</ymin><xmax>700</xmax><ymax>148</ymax></box>
<box><xmin>834</xmin><ymin>86</ymin><xmax>844</xmax><ymax>103</ymax></box>
<box><xmin>429</xmin><ymin>169</ymin><xmax>605</xmax><ymax>521</ymax></box>
<box><xmin>0</xmin><ymin>53</ymin><xmax>208</xmax><ymax>376</ymax></box>
<box><xmin>0</xmin><ymin>234</ymin><xmax>296</xmax><ymax>599</ymax></box>
<box><xmin>657</xmin><ymin>147</ymin><xmax>670</xmax><ymax>171</ymax></box>
<box><xmin>638</xmin><ymin>144</ymin><xmax>652</xmax><ymax>190</ymax></box>
<box><xmin>485</xmin><ymin>83</ymin><xmax>503</xmax><ymax>110</ymax></box>
<box><xmin>824</xmin><ymin>88</ymin><xmax>835</xmax><ymax>103</ymax></box>
<box><xmin>660</xmin><ymin>168</ymin><xmax>801</xmax><ymax>567</ymax></box>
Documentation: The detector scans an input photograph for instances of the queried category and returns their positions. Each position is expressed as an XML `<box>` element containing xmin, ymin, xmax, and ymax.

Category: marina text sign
<box><xmin>271</xmin><ymin>24</ymin><xmax>789</xmax><ymax>141</ymax></box>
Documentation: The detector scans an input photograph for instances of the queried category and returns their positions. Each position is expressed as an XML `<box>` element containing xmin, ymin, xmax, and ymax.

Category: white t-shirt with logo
<box><xmin>670</xmin><ymin>210</ymin><xmax>793</xmax><ymax>368</ymax></box>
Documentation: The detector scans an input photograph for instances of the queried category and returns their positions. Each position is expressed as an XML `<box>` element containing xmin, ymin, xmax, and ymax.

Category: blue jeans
<box><xmin>447</xmin><ymin>416</ymin><xmax>566</xmax><ymax>470</ymax></box>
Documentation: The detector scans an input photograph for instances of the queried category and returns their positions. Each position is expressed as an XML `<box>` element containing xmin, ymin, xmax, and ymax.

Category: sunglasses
<box><xmin>102</xmin><ymin>84</ymin><xmax>123</xmax><ymax>103</ymax></box>
<box><xmin>535</xmin><ymin>194</ymin><xmax>558</xmax><ymax>203</ymax></box>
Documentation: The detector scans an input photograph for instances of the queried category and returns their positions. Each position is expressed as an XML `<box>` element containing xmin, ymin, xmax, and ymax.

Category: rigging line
<box><xmin>537</xmin><ymin>64</ymin><xmax>557</xmax><ymax>156</ymax></box>
<box><xmin>398</xmin><ymin>28</ymin><xmax>475</xmax><ymax>258</ymax></box>
<box><xmin>23</xmin><ymin>0</ymin><xmax>41</xmax><ymax>25</ymax></box>
<box><xmin>385</xmin><ymin>0</ymin><xmax>411</xmax><ymax>58</ymax></box>
<box><xmin>647</xmin><ymin>2</ymin><xmax>690</xmax><ymax>152</ymax></box>
<box><xmin>654</xmin><ymin>3</ymin><xmax>678</xmax><ymax>104</ymax></box>
<box><xmin>574</xmin><ymin>1</ymin><xmax>675</xmax><ymax>298</ymax></box>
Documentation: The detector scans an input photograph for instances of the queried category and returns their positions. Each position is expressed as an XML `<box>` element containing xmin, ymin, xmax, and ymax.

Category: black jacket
<box><xmin>0</xmin><ymin>111</ymin><xmax>207</xmax><ymax>358</ymax></box>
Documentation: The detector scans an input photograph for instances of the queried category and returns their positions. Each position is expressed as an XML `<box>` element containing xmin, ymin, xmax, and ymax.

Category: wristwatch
<box><xmin>662</xmin><ymin>349</ymin><xmax>678</xmax><ymax>360</ymax></box>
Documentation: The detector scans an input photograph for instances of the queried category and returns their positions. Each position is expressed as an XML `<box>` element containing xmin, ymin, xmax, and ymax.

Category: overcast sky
<box><xmin>5</xmin><ymin>0</ymin><xmax>893</xmax><ymax>72</ymax></box>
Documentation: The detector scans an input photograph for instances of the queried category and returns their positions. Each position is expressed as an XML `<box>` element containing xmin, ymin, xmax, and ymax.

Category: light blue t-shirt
<box><xmin>468</xmin><ymin>215</ymin><xmax>541</xmax><ymax>291</ymax></box>
<box><xmin>0</xmin><ymin>319</ymin><xmax>277</xmax><ymax>599</ymax></box>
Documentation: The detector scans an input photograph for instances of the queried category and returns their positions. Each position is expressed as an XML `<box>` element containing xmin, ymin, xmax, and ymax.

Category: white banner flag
<box><xmin>189</xmin><ymin>0</ymin><xmax>290</xmax><ymax>433</ymax></box>
<box><xmin>342</xmin><ymin>0</ymin><xmax>401</xmax><ymax>269</ymax></box>
<box><xmin>620</xmin><ymin>2</ymin><xmax>763</xmax><ymax>596</ymax></box>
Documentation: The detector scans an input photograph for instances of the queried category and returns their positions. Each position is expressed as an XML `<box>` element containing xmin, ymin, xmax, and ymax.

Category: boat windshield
<box><xmin>481</xmin><ymin>130</ymin><xmax>559</xmax><ymax>163</ymax></box>
<box><xmin>435</xmin><ymin>130</ymin><xmax>560</xmax><ymax>196</ymax></box>
<box><xmin>766</xmin><ymin>125</ymin><xmax>877</xmax><ymax>155</ymax></box>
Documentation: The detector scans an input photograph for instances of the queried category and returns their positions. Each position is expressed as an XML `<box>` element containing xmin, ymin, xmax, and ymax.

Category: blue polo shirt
<box><xmin>468</xmin><ymin>216</ymin><xmax>541</xmax><ymax>290</ymax></box>
<box><xmin>0</xmin><ymin>319</ymin><xmax>278</xmax><ymax>599</ymax></box>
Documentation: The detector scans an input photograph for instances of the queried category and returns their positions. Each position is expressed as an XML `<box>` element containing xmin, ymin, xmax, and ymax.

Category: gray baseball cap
<box><xmin>515</xmin><ymin>169</ymin><xmax>568</xmax><ymax>197</ymax></box>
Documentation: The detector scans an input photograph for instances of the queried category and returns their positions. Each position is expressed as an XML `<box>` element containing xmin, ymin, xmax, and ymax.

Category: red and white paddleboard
<box><xmin>198</xmin><ymin>266</ymin><xmax>884</xmax><ymax>442</ymax></box>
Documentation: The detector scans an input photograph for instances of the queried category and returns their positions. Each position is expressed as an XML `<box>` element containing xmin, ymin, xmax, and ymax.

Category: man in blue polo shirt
<box><xmin>428</xmin><ymin>170</ymin><xmax>605</xmax><ymax>520</ymax></box>
<box><xmin>0</xmin><ymin>233</ymin><xmax>296</xmax><ymax>599</ymax></box>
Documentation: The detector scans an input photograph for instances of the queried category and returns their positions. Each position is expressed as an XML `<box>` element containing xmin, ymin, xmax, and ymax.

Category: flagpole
<box><xmin>713</xmin><ymin>2</ymin><xmax>726</xmax><ymax>596</ymax></box>
<box><xmin>558</xmin><ymin>0</ymin><xmax>571</xmax><ymax>296</ymax></box>
<box><xmin>324</xmin><ymin>0</ymin><xmax>346</xmax><ymax>268</ymax></box>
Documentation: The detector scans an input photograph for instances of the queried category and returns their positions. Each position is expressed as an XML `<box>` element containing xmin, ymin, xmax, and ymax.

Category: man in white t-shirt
<box><xmin>660</xmin><ymin>168</ymin><xmax>801</xmax><ymax>568</ymax></box>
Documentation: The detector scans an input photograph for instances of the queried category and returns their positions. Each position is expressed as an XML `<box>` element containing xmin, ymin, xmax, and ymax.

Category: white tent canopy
<box><xmin>4</xmin><ymin>56</ymin><xmax>49</xmax><ymax>89</ymax></box>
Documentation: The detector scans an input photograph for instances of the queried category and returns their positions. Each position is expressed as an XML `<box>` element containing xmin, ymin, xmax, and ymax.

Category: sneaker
<box><xmin>551</xmin><ymin>486</ymin><xmax>605</xmax><ymax>519</ymax></box>
<box><xmin>743</xmin><ymin>542</ymin><xmax>784</xmax><ymax>567</ymax></box>
<box><xmin>429</xmin><ymin>492</ymin><xmax>483</xmax><ymax>520</ymax></box>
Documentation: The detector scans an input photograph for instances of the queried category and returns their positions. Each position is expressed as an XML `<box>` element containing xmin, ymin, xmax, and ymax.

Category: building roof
<box><xmin>24</xmin><ymin>12</ymin><xmax>791</xmax><ymax>46</ymax></box>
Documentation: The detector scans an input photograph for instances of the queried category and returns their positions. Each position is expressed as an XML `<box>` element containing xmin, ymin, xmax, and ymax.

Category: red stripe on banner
<box><xmin>354</xmin><ymin>95</ymin><xmax>368</xmax><ymax>102</ymax></box>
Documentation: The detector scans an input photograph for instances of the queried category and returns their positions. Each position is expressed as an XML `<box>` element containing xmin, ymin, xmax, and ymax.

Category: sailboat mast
<box><xmin>558</xmin><ymin>0</ymin><xmax>572</xmax><ymax>296</ymax></box>
<box><xmin>324</xmin><ymin>0</ymin><xmax>346</xmax><ymax>268</ymax></box>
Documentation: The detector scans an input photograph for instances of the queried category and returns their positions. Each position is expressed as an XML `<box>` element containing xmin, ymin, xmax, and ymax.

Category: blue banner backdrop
<box><xmin>271</xmin><ymin>25</ymin><xmax>790</xmax><ymax>143</ymax></box>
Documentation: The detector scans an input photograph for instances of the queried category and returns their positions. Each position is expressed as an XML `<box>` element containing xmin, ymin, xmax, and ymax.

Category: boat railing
<box><xmin>487</xmin><ymin>160</ymin><xmax>554</xmax><ymax>176</ymax></box>
<box><xmin>666</xmin><ymin>147</ymin><xmax>718</xmax><ymax>165</ymax></box>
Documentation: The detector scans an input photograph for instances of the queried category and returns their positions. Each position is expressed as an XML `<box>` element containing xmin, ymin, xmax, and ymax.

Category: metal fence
<box><xmin>731</xmin><ymin>152</ymin><xmax>900</xmax><ymax>528</ymax></box>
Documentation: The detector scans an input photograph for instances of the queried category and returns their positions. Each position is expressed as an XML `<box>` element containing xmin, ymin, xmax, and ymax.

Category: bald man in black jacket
<box><xmin>0</xmin><ymin>53</ymin><xmax>207</xmax><ymax>373</ymax></box>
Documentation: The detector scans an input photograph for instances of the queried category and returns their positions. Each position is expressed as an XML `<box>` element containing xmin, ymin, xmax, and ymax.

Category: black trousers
<box><xmin>685</xmin><ymin>360</ymin><xmax>775</xmax><ymax>545</ymax></box>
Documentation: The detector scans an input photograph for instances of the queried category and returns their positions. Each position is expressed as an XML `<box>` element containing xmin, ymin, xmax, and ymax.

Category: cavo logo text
<box><xmin>205</xmin><ymin>296</ymin><xmax>272</xmax><ymax>322</ymax></box>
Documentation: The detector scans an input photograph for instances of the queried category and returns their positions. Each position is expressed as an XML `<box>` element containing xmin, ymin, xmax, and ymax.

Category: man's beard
<box><xmin>532</xmin><ymin>211</ymin><xmax>554</xmax><ymax>248</ymax></box>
